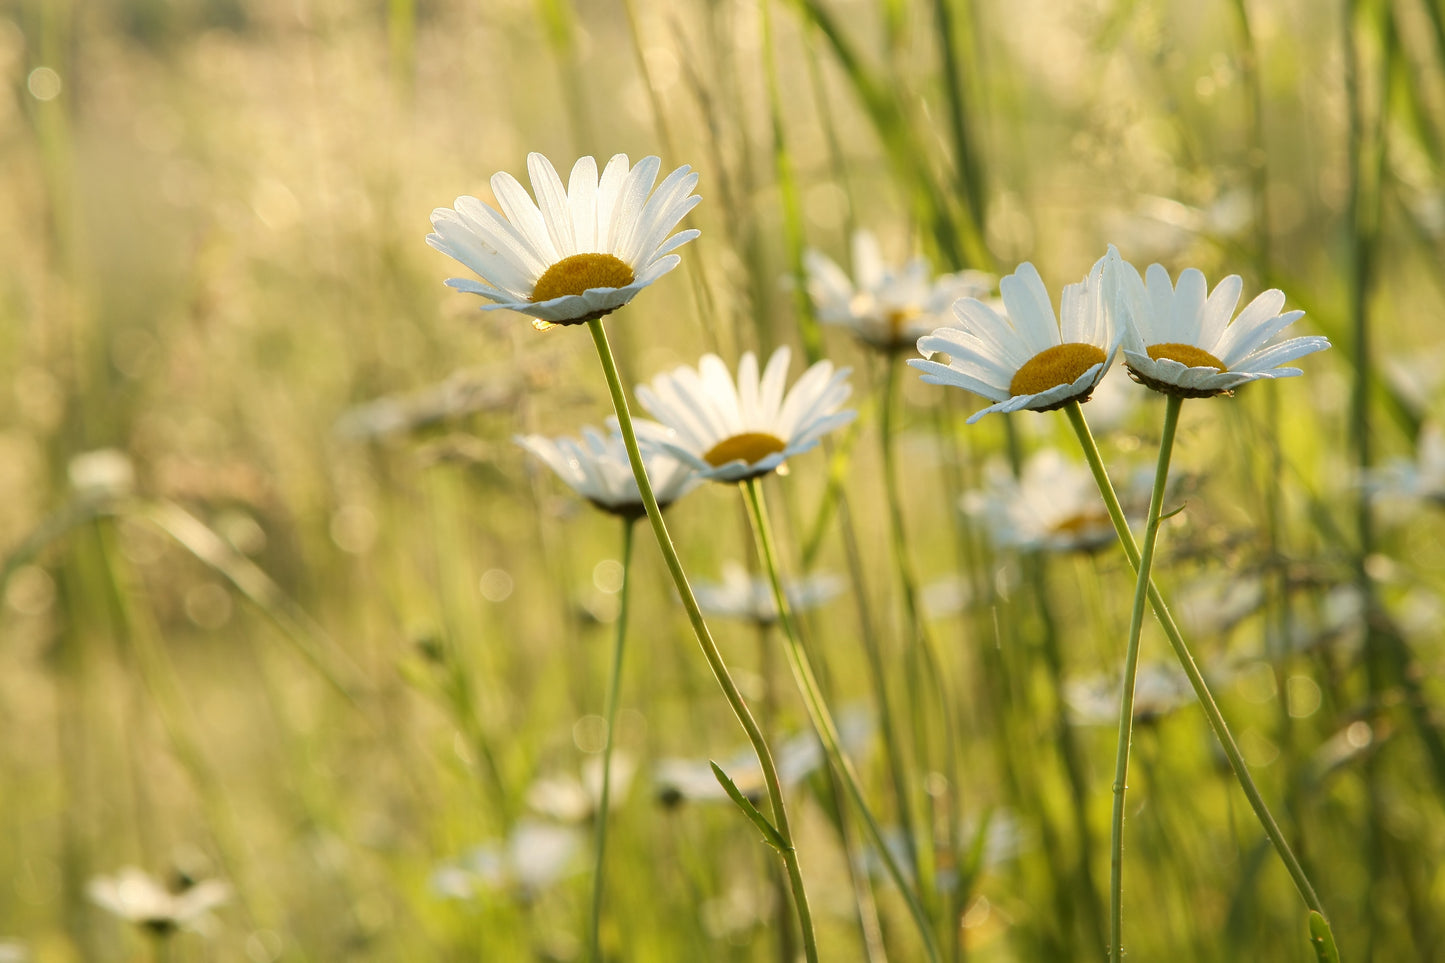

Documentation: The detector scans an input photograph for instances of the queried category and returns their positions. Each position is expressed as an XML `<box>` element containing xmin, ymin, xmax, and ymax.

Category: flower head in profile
<box><xmin>804</xmin><ymin>230</ymin><xmax>994</xmax><ymax>351</ymax></box>
<box><xmin>1115</xmin><ymin>259</ymin><xmax>1329</xmax><ymax>397</ymax></box>
<box><xmin>692</xmin><ymin>561</ymin><xmax>845</xmax><ymax>625</ymax></box>
<box><xmin>633</xmin><ymin>346</ymin><xmax>855</xmax><ymax>482</ymax></box>
<box><xmin>516</xmin><ymin>426</ymin><xmax>700</xmax><ymax>519</ymax></box>
<box><xmin>87</xmin><ymin>868</ymin><xmax>230</xmax><ymax>937</ymax></box>
<box><xmin>910</xmin><ymin>249</ymin><xmax>1122</xmax><ymax>423</ymax></box>
<box><xmin>428</xmin><ymin>153</ymin><xmax>700</xmax><ymax>329</ymax></box>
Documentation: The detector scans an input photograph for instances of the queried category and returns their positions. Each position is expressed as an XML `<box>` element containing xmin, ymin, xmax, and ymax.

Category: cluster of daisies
<box><xmin>430</xmin><ymin>151</ymin><xmax>1328</xmax><ymax>522</ymax></box>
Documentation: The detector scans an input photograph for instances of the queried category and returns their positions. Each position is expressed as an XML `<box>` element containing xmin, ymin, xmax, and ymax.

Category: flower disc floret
<box><xmin>1009</xmin><ymin>343</ymin><xmax>1109</xmax><ymax>397</ymax></box>
<box><xmin>703</xmin><ymin>432</ymin><xmax>788</xmax><ymax>468</ymax></box>
<box><xmin>532</xmin><ymin>253</ymin><xmax>635</xmax><ymax>303</ymax></box>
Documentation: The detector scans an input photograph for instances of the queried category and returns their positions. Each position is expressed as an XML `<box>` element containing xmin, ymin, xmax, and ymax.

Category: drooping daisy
<box><xmin>87</xmin><ymin>868</ymin><xmax>231</xmax><ymax>936</ymax></box>
<box><xmin>692</xmin><ymin>561</ymin><xmax>845</xmax><ymax>625</ymax></box>
<box><xmin>804</xmin><ymin>230</ymin><xmax>994</xmax><ymax>351</ymax></box>
<box><xmin>516</xmin><ymin>425</ymin><xmax>701</xmax><ymax>519</ymax></box>
<box><xmin>1114</xmin><ymin>259</ymin><xmax>1330</xmax><ymax>397</ymax></box>
<box><xmin>910</xmin><ymin>249</ymin><xmax>1122</xmax><ymax>423</ymax></box>
<box><xmin>633</xmin><ymin>347</ymin><xmax>856</xmax><ymax>482</ymax></box>
<box><xmin>428</xmin><ymin>153</ymin><xmax>701</xmax><ymax>329</ymax></box>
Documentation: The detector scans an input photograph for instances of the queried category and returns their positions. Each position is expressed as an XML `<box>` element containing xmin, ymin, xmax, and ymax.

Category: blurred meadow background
<box><xmin>3</xmin><ymin>0</ymin><xmax>1445</xmax><ymax>960</ymax></box>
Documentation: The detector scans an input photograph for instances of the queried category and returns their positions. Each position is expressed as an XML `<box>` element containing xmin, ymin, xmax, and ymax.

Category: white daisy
<box><xmin>428</xmin><ymin>152</ymin><xmax>701</xmax><ymax>329</ymax></box>
<box><xmin>516</xmin><ymin>425</ymin><xmax>701</xmax><ymax>519</ymax></box>
<box><xmin>87</xmin><ymin>868</ymin><xmax>230</xmax><ymax>936</ymax></box>
<box><xmin>910</xmin><ymin>249</ymin><xmax>1123</xmax><ymax>423</ymax></box>
<box><xmin>430</xmin><ymin>821</ymin><xmax>584</xmax><ymax>899</ymax></box>
<box><xmin>525</xmin><ymin>752</ymin><xmax>637</xmax><ymax>823</ymax></box>
<box><xmin>1364</xmin><ymin>422</ymin><xmax>1445</xmax><ymax>504</ymax></box>
<box><xmin>1115</xmin><ymin>259</ymin><xmax>1330</xmax><ymax>397</ymax></box>
<box><xmin>963</xmin><ymin>449</ymin><xmax>1152</xmax><ymax>554</ymax></box>
<box><xmin>633</xmin><ymin>346</ymin><xmax>856</xmax><ymax>482</ymax></box>
<box><xmin>804</xmin><ymin>230</ymin><xmax>994</xmax><ymax>351</ymax></box>
<box><xmin>692</xmin><ymin>561</ymin><xmax>845</xmax><ymax>625</ymax></box>
<box><xmin>1066</xmin><ymin>662</ymin><xmax>1204</xmax><ymax>726</ymax></box>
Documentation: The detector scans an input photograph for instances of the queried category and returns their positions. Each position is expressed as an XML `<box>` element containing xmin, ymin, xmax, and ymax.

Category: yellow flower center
<box><xmin>1051</xmin><ymin>511</ymin><xmax>1107</xmax><ymax>536</ymax></box>
<box><xmin>885</xmin><ymin>307</ymin><xmax>920</xmax><ymax>336</ymax></box>
<box><xmin>1146</xmin><ymin>343</ymin><xmax>1226</xmax><ymax>371</ymax></box>
<box><xmin>531</xmin><ymin>253</ymin><xmax>635</xmax><ymax>303</ymax></box>
<box><xmin>703</xmin><ymin>432</ymin><xmax>787</xmax><ymax>468</ymax></box>
<box><xmin>1008</xmin><ymin>343</ymin><xmax>1107</xmax><ymax>397</ymax></box>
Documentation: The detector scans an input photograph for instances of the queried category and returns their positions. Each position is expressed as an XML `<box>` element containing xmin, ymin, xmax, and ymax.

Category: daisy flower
<box><xmin>633</xmin><ymin>346</ymin><xmax>856</xmax><ymax>482</ymax></box>
<box><xmin>1114</xmin><ymin>259</ymin><xmax>1330</xmax><ymax>397</ymax></box>
<box><xmin>516</xmin><ymin>425</ymin><xmax>700</xmax><ymax>519</ymax></box>
<box><xmin>910</xmin><ymin>249</ymin><xmax>1122</xmax><ymax>423</ymax></box>
<box><xmin>428</xmin><ymin>153</ymin><xmax>701</xmax><ymax>329</ymax></box>
<box><xmin>692</xmin><ymin>561</ymin><xmax>846</xmax><ymax>625</ymax></box>
<box><xmin>87</xmin><ymin>868</ymin><xmax>230</xmax><ymax>936</ymax></box>
<box><xmin>1364</xmin><ymin>422</ymin><xmax>1445</xmax><ymax>505</ymax></box>
<box><xmin>1066</xmin><ymin>662</ymin><xmax>1204</xmax><ymax>726</ymax></box>
<box><xmin>963</xmin><ymin>449</ymin><xmax>1156</xmax><ymax>554</ymax></box>
<box><xmin>430</xmin><ymin>821</ymin><xmax>583</xmax><ymax>899</ymax></box>
<box><xmin>804</xmin><ymin>230</ymin><xmax>994</xmax><ymax>351</ymax></box>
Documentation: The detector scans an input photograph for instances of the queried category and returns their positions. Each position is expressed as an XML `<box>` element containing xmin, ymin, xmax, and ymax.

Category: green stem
<box><xmin>585</xmin><ymin>318</ymin><xmax>819</xmax><ymax>963</ymax></box>
<box><xmin>1109</xmin><ymin>393</ymin><xmax>1183</xmax><ymax>962</ymax></box>
<box><xmin>590</xmin><ymin>518</ymin><xmax>635</xmax><ymax>962</ymax></box>
<box><xmin>743</xmin><ymin>477</ymin><xmax>944</xmax><ymax>963</ymax></box>
<box><xmin>1063</xmin><ymin>400</ymin><xmax>1329</xmax><ymax>921</ymax></box>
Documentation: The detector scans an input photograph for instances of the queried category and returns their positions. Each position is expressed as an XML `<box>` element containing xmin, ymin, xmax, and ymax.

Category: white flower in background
<box><xmin>1066</xmin><ymin>662</ymin><xmax>1203</xmax><ymax>726</ymax></box>
<box><xmin>431</xmin><ymin>821</ymin><xmax>584</xmax><ymax>900</ymax></box>
<box><xmin>964</xmin><ymin>449</ymin><xmax>1149</xmax><ymax>554</ymax></box>
<box><xmin>654</xmin><ymin>706</ymin><xmax>874</xmax><ymax>806</ymax></box>
<box><xmin>804</xmin><ymin>230</ymin><xmax>994</xmax><ymax>351</ymax></box>
<box><xmin>428</xmin><ymin>153</ymin><xmax>700</xmax><ymax>329</ymax></box>
<box><xmin>691</xmin><ymin>562</ymin><xmax>845</xmax><ymax>625</ymax></box>
<box><xmin>68</xmin><ymin>448</ymin><xmax>136</xmax><ymax>501</ymax></box>
<box><xmin>1115</xmin><ymin>258</ymin><xmax>1329</xmax><ymax>397</ymax></box>
<box><xmin>516</xmin><ymin>425</ymin><xmax>700</xmax><ymax>519</ymax></box>
<box><xmin>861</xmin><ymin>809</ymin><xmax>1028</xmax><ymax>891</ymax></box>
<box><xmin>1364</xmin><ymin>423</ymin><xmax>1445</xmax><ymax>505</ymax></box>
<box><xmin>634</xmin><ymin>347</ymin><xmax>856</xmax><ymax>482</ymax></box>
<box><xmin>910</xmin><ymin>249</ymin><xmax>1122</xmax><ymax>423</ymax></box>
<box><xmin>525</xmin><ymin>752</ymin><xmax>637</xmax><ymax>823</ymax></box>
<box><xmin>0</xmin><ymin>941</ymin><xmax>26</xmax><ymax>963</ymax></box>
<box><xmin>1175</xmin><ymin>571</ymin><xmax>1266</xmax><ymax>638</ymax></box>
<box><xmin>87</xmin><ymin>868</ymin><xmax>230</xmax><ymax>936</ymax></box>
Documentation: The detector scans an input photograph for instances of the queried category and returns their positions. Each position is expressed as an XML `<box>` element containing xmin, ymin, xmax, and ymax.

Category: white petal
<box><xmin>567</xmin><ymin>156</ymin><xmax>599</xmax><ymax>252</ymax></box>
<box><xmin>528</xmin><ymin>152</ymin><xmax>577</xmax><ymax>257</ymax></box>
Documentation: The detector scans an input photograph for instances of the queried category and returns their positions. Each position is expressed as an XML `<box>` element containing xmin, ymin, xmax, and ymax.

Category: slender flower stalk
<box><xmin>589</xmin><ymin>518</ymin><xmax>634</xmax><ymax>963</ymax></box>
<box><xmin>1108</xmin><ymin>393</ymin><xmax>1182</xmax><ymax>962</ymax></box>
<box><xmin>1063</xmin><ymin>400</ymin><xmax>1329</xmax><ymax>922</ymax></box>
<box><xmin>585</xmin><ymin>318</ymin><xmax>820</xmax><ymax>963</ymax></box>
<box><xmin>742</xmin><ymin>477</ymin><xmax>944</xmax><ymax>963</ymax></box>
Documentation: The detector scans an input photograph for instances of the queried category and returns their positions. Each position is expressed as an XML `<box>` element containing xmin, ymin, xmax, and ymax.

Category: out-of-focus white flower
<box><xmin>1363</xmin><ymin>423</ymin><xmax>1445</xmax><ymax>505</ymax></box>
<box><xmin>965</xmin><ymin>450</ymin><xmax>1140</xmax><ymax>554</ymax></box>
<box><xmin>68</xmin><ymin>449</ymin><xmax>136</xmax><ymax>501</ymax></box>
<box><xmin>860</xmin><ymin>808</ymin><xmax>1028</xmax><ymax>891</ymax></box>
<box><xmin>526</xmin><ymin>752</ymin><xmax>637</xmax><ymax>823</ymax></box>
<box><xmin>804</xmin><ymin>230</ymin><xmax>994</xmax><ymax>351</ymax></box>
<box><xmin>87</xmin><ymin>868</ymin><xmax>230</xmax><ymax>936</ymax></box>
<box><xmin>1066</xmin><ymin>662</ymin><xmax>1207</xmax><ymax>726</ymax></box>
<box><xmin>1175</xmin><ymin>571</ymin><xmax>1267</xmax><ymax>638</ymax></box>
<box><xmin>431</xmin><ymin>821</ymin><xmax>584</xmax><ymax>899</ymax></box>
<box><xmin>691</xmin><ymin>562</ymin><xmax>845</xmax><ymax>625</ymax></box>
<box><xmin>634</xmin><ymin>347</ymin><xmax>855</xmax><ymax>482</ymax></box>
<box><xmin>654</xmin><ymin>706</ymin><xmax>874</xmax><ymax>805</ymax></box>
<box><xmin>0</xmin><ymin>940</ymin><xmax>27</xmax><ymax>963</ymax></box>
<box><xmin>517</xmin><ymin>426</ymin><xmax>700</xmax><ymax>518</ymax></box>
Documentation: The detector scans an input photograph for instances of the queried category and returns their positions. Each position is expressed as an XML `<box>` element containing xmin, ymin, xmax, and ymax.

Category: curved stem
<box><xmin>589</xmin><ymin>518</ymin><xmax>634</xmax><ymax>962</ymax></box>
<box><xmin>1108</xmin><ymin>393</ymin><xmax>1182</xmax><ymax>961</ymax></box>
<box><xmin>1063</xmin><ymin>400</ymin><xmax>1328</xmax><ymax>921</ymax></box>
<box><xmin>586</xmin><ymin>318</ymin><xmax>819</xmax><ymax>963</ymax></box>
<box><xmin>744</xmin><ymin>477</ymin><xmax>943</xmax><ymax>963</ymax></box>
